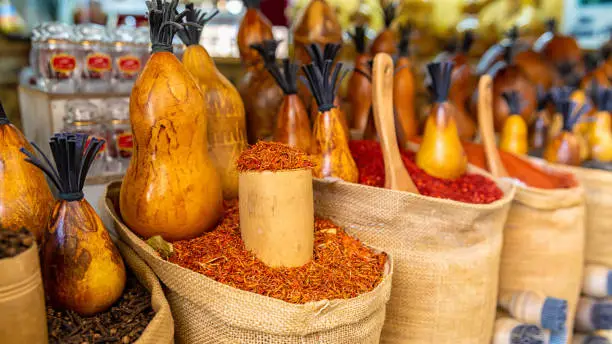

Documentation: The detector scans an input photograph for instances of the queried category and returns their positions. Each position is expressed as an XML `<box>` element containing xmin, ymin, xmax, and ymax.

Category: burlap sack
<box><xmin>115</xmin><ymin>241</ymin><xmax>174</xmax><ymax>344</ymax></box>
<box><xmin>313</xmin><ymin>168</ymin><xmax>516</xmax><ymax>344</ymax></box>
<box><xmin>498</xmin><ymin>178</ymin><xmax>585</xmax><ymax>343</ymax></box>
<box><xmin>548</xmin><ymin>164</ymin><xmax>612</xmax><ymax>268</ymax></box>
<box><xmin>104</xmin><ymin>182</ymin><xmax>393</xmax><ymax>344</ymax></box>
<box><xmin>0</xmin><ymin>242</ymin><xmax>47</xmax><ymax>344</ymax></box>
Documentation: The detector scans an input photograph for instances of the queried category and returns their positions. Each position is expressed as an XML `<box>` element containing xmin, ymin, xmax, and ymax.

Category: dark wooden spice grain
<box><xmin>169</xmin><ymin>200</ymin><xmax>387</xmax><ymax>304</ymax></box>
<box><xmin>47</xmin><ymin>274</ymin><xmax>154</xmax><ymax>344</ymax></box>
<box><xmin>0</xmin><ymin>227</ymin><xmax>34</xmax><ymax>259</ymax></box>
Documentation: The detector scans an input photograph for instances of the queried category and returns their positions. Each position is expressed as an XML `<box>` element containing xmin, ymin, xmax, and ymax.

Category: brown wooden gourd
<box><xmin>305</xmin><ymin>43</ymin><xmax>349</xmax><ymax>136</ymax></box>
<box><xmin>120</xmin><ymin>1</ymin><xmax>223</xmax><ymax>241</ymax></box>
<box><xmin>436</xmin><ymin>30</ymin><xmax>477</xmax><ymax>140</ymax></box>
<box><xmin>416</xmin><ymin>61</ymin><xmax>468</xmax><ymax>180</ymax></box>
<box><xmin>237</xmin><ymin>0</ymin><xmax>273</xmax><ymax>68</ymax></box>
<box><xmin>347</xmin><ymin>25</ymin><xmax>372</xmax><ymax>137</ymax></box>
<box><xmin>544</xmin><ymin>98</ymin><xmax>590</xmax><ymax>166</ymax></box>
<box><xmin>0</xmin><ymin>102</ymin><xmax>53</xmax><ymax>241</ymax></box>
<box><xmin>292</xmin><ymin>0</ymin><xmax>342</xmax><ymax>111</ymax></box>
<box><xmin>302</xmin><ymin>60</ymin><xmax>358</xmax><ymax>182</ymax></box>
<box><xmin>394</xmin><ymin>25</ymin><xmax>418</xmax><ymax>145</ymax></box>
<box><xmin>370</xmin><ymin>4</ymin><xmax>397</xmax><ymax>56</ymax></box>
<box><xmin>22</xmin><ymin>133</ymin><xmax>126</xmax><ymax>316</ymax></box>
<box><xmin>246</xmin><ymin>40</ymin><xmax>285</xmax><ymax>143</ymax></box>
<box><xmin>478</xmin><ymin>27</ymin><xmax>558</xmax><ymax>90</ymax></box>
<box><xmin>264</xmin><ymin>59</ymin><xmax>312</xmax><ymax>153</ymax></box>
<box><xmin>534</xmin><ymin>18</ymin><xmax>583</xmax><ymax>86</ymax></box>
<box><xmin>179</xmin><ymin>5</ymin><xmax>247</xmax><ymax>200</ymax></box>
<box><xmin>473</xmin><ymin>46</ymin><xmax>537</xmax><ymax>132</ymax></box>
<box><xmin>499</xmin><ymin>91</ymin><xmax>528</xmax><ymax>155</ymax></box>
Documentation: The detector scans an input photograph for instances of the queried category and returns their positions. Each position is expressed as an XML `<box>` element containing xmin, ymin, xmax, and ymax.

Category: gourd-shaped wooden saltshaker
<box><xmin>302</xmin><ymin>60</ymin><xmax>358</xmax><ymax>182</ymax></box>
<box><xmin>347</xmin><ymin>25</ymin><xmax>372</xmax><ymax>138</ymax></box>
<box><xmin>0</xmin><ymin>101</ymin><xmax>54</xmax><ymax>241</ymax></box>
<box><xmin>264</xmin><ymin>59</ymin><xmax>312</xmax><ymax>153</ymax></box>
<box><xmin>120</xmin><ymin>0</ymin><xmax>223</xmax><ymax>241</ymax></box>
<box><xmin>179</xmin><ymin>4</ymin><xmax>247</xmax><ymax>200</ymax></box>
<box><xmin>245</xmin><ymin>40</ymin><xmax>285</xmax><ymax>143</ymax></box>
<box><xmin>22</xmin><ymin>133</ymin><xmax>126</xmax><ymax>316</ymax></box>
<box><xmin>394</xmin><ymin>25</ymin><xmax>418</xmax><ymax>146</ymax></box>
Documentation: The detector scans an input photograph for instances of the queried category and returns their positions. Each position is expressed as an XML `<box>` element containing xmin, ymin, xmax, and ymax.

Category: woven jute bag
<box><xmin>104</xmin><ymin>181</ymin><xmax>394</xmax><ymax>344</ymax></box>
<box><xmin>313</xmin><ymin>167</ymin><xmax>515</xmax><ymax>344</ymax></box>
<box><xmin>115</xmin><ymin>240</ymin><xmax>175</xmax><ymax>344</ymax></box>
<box><xmin>547</xmin><ymin>164</ymin><xmax>612</xmax><ymax>267</ymax></box>
<box><xmin>497</xmin><ymin>165</ymin><xmax>586</xmax><ymax>343</ymax></box>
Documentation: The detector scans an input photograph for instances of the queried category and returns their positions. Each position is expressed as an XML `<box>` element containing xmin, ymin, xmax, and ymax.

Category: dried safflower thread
<box><xmin>349</xmin><ymin>140</ymin><xmax>503</xmax><ymax>204</ymax></box>
<box><xmin>169</xmin><ymin>200</ymin><xmax>387</xmax><ymax>304</ymax></box>
<box><xmin>236</xmin><ymin>141</ymin><xmax>314</xmax><ymax>172</ymax></box>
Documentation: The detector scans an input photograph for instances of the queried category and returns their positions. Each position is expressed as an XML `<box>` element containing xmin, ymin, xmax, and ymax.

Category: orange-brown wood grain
<box><xmin>182</xmin><ymin>45</ymin><xmax>247</xmax><ymax>200</ymax></box>
<box><xmin>416</xmin><ymin>102</ymin><xmax>468</xmax><ymax>179</ymax></box>
<box><xmin>0</xmin><ymin>122</ymin><xmax>54</xmax><ymax>241</ymax></box>
<box><xmin>237</xmin><ymin>7</ymin><xmax>273</xmax><ymax>67</ymax></box>
<box><xmin>274</xmin><ymin>94</ymin><xmax>312</xmax><ymax>153</ymax></box>
<box><xmin>448</xmin><ymin>61</ymin><xmax>477</xmax><ymax>140</ymax></box>
<box><xmin>348</xmin><ymin>54</ymin><xmax>372</xmax><ymax>136</ymax></box>
<box><xmin>394</xmin><ymin>55</ymin><xmax>418</xmax><ymax>145</ymax></box>
<box><xmin>120</xmin><ymin>52</ymin><xmax>223</xmax><ymax>241</ymax></box>
<box><xmin>311</xmin><ymin>107</ymin><xmax>358</xmax><ymax>182</ymax></box>
<box><xmin>43</xmin><ymin>199</ymin><xmax>126</xmax><ymax>315</ymax></box>
<box><xmin>239</xmin><ymin>67</ymin><xmax>284</xmax><ymax>143</ymax></box>
<box><xmin>514</xmin><ymin>50</ymin><xmax>558</xmax><ymax>90</ymax></box>
<box><xmin>370</xmin><ymin>30</ymin><xmax>397</xmax><ymax>57</ymax></box>
<box><xmin>544</xmin><ymin>131</ymin><xmax>582</xmax><ymax>166</ymax></box>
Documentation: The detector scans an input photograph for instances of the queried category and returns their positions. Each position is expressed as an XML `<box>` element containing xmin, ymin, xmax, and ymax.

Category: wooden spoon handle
<box><xmin>478</xmin><ymin>74</ymin><xmax>509</xmax><ymax>178</ymax></box>
<box><xmin>372</xmin><ymin>53</ymin><xmax>419</xmax><ymax>193</ymax></box>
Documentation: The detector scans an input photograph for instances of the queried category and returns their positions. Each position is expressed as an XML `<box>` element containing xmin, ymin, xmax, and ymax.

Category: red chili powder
<box><xmin>169</xmin><ymin>200</ymin><xmax>387</xmax><ymax>304</ymax></box>
<box><xmin>461</xmin><ymin>141</ymin><xmax>576</xmax><ymax>189</ymax></box>
<box><xmin>236</xmin><ymin>141</ymin><xmax>314</xmax><ymax>172</ymax></box>
<box><xmin>349</xmin><ymin>140</ymin><xmax>503</xmax><ymax>204</ymax></box>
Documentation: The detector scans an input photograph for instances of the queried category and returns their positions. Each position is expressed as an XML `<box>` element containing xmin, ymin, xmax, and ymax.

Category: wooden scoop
<box><xmin>478</xmin><ymin>74</ymin><xmax>510</xmax><ymax>178</ymax></box>
<box><xmin>372</xmin><ymin>53</ymin><xmax>419</xmax><ymax>193</ymax></box>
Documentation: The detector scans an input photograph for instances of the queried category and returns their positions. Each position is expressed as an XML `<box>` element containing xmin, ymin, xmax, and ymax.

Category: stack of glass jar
<box><xmin>63</xmin><ymin>98</ymin><xmax>132</xmax><ymax>177</ymax></box>
<box><xmin>30</xmin><ymin>23</ymin><xmax>151</xmax><ymax>94</ymax></box>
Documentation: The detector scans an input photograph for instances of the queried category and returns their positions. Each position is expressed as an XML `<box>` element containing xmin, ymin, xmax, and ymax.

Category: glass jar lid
<box><xmin>110</xmin><ymin>25</ymin><xmax>136</xmax><ymax>44</ymax></box>
<box><xmin>65</xmin><ymin>99</ymin><xmax>100</xmax><ymax>123</ymax></box>
<box><xmin>75</xmin><ymin>23</ymin><xmax>110</xmax><ymax>43</ymax></box>
<box><xmin>41</xmin><ymin>22</ymin><xmax>74</xmax><ymax>42</ymax></box>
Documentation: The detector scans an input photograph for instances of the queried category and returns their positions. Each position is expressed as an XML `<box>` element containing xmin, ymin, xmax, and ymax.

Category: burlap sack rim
<box><xmin>512</xmin><ymin>157</ymin><xmax>586</xmax><ymax>209</ymax></box>
<box><xmin>104</xmin><ymin>182</ymin><xmax>394</xmax><ymax>335</ymax></box>
<box><xmin>115</xmin><ymin>241</ymin><xmax>174</xmax><ymax>344</ymax></box>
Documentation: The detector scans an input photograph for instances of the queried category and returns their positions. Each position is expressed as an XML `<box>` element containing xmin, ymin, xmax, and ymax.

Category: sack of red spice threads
<box><xmin>349</xmin><ymin>140</ymin><xmax>504</xmax><ymax>204</ymax></box>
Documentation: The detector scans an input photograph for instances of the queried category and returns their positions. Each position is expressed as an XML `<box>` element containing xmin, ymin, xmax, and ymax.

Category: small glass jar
<box><xmin>75</xmin><ymin>24</ymin><xmax>112</xmax><ymax>93</ymax></box>
<box><xmin>63</xmin><ymin>99</ymin><xmax>121</xmax><ymax>176</ymax></box>
<box><xmin>110</xmin><ymin>26</ymin><xmax>143</xmax><ymax>94</ymax></box>
<box><xmin>37</xmin><ymin>22</ymin><xmax>78</xmax><ymax>93</ymax></box>
<box><xmin>134</xmin><ymin>26</ymin><xmax>151</xmax><ymax>66</ymax></box>
<box><xmin>30</xmin><ymin>24</ymin><xmax>44</xmax><ymax>86</ymax></box>
<box><xmin>104</xmin><ymin>98</ymin><xmax>132</xmax><ymax>172</ymax></box>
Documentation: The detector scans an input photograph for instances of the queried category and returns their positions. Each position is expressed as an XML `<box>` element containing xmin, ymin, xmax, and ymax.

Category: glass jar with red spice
<box><xmin>37</xmin><ymin>22</ymin><xmax>78</xmax><ymax>93</ymax></box>
<box><xmin>74</xmin><ymin>24</ymin><xmax>112</xmax><ymax>93</ymax></box>
<box><xmin>104</xmin><ymin>98</ymin><xmax>132</xmax><ymax>173</ymax></box>
<box><xmin>110</xmin><ymin>26</ymin><xmax>145</xmax><ymax>94</ymax></box>
<box><xmin>63</xmin><ymin>99</ymin><xmax>121</xmax><ymax>176</ymax></box>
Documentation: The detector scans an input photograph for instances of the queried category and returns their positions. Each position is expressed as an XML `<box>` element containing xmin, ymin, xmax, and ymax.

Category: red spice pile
<box><xmin>236</xmin><ymin>141</ymin><xmax>314</xmax><ymax>172</ymax></box>
<box><xmin>169</xmin><ymin>200</ymin><xmax>387</xmax><ymax>304</ymax></box>
<box><xmin>349</xmin><ymin>140</ymin><xmax>503</xmax><ymax>204</ymax></box>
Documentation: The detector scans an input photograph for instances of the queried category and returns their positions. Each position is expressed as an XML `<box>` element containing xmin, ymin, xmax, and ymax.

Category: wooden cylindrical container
<box><xmin>239</xmin><ymin>168</ymin><xmax>314</xmax><ymax>267</ymax></box>
<box><xmin>0</xmin><ymin>243</ymin><xmax>47</xmax><ymax>344</ymax></box>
